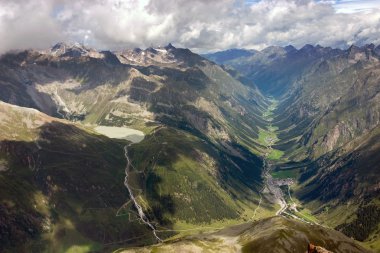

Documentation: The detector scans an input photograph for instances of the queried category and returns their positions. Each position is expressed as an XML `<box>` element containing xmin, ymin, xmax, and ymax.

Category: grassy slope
<box><xmin>294</xmin><ymin>125</ymin><xmax>380</xmax><ymax>252</ymax></box>
<box><xmin>128</xmin><ymin>127</ymin><xmax>273</xmax><ymax>230</ymax></box>
<box><xmin>0</xmin><ymin>103</ymin><xmax>161</xmax><ymax>252</ymax></box>
<box><xmin>4</xmin><ymin>45</ymin><xmax>379</xmax><ymax>252</ymax></box>
<box><xmin>252</xmin><ymin>98</ymin><xmax>284</xmax><ymax>161</ymax></box>
<box><xmin>206</xmin><ymin>45</ymin><xmax>380</xmax><ymax>251</ymax></box>
<box><xmin>118</xmin><ymin>216</ymin><xmax>370</xmax><ymax>253</ymax></box>
<box><xmin>0</xmin><ymin>100</ymin><xmax>272</xmax><ymax>252</ymax></box>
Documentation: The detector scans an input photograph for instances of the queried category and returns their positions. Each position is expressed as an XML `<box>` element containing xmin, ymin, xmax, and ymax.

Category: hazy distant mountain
<box><xmin>205</xmin><ymin>43</ymin><xmax>380</xmax><ymax>251</ymax></box>
<box><xmin>1</xmin><ymin>42</ymin><xmax>379</xmax><ymax>252</ymax></box>
<box><xmin>0</xmin><ymin>43</ymin><xmax>270</xmax><ymax>252</ymax></box>
<box><xmin>203</xmin><ymin>48</ymin><xmax>257</xmax><ymax>64</ymax></box>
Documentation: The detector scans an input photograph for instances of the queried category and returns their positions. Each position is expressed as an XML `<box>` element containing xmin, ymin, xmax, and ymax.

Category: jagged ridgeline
<box><xmin>0</xmin><ymin>43</ymin><xmax>272</xmax><ymax>252</ymax></box>
<box><xmin>0</xmin><ymin>41</ymin><xmax>379</xmax><ymax>253</ymax></box>
<box><xmin>205</xmin><ymin>43</ymin><xmax>380</xmax><ymax>251</ymax></box>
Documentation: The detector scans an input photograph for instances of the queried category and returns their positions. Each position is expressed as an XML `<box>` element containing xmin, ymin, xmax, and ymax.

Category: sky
<box><xmin>0</xmin><ymin>0</ymin><xmax>379</xmax><ymax>53</ymax></box>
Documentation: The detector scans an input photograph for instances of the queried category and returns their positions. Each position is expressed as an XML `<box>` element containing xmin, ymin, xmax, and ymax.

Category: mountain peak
<box><xmin>51</xmin><ymin>42</ymin><xmax>86</xmax><ymax>50</ymax></box>
<box><xmin>347</xmin><ymin>44</ymin><xmax>361</xmax><ymax>52</ymax></box>
<box><xmin>164</xmin><ymin>43</ymin><xmax>176</xmax><ymax>50</ymax></box>
<box><xmin>284</xmin><ymin>45</ymin><xmax>297</xmax><ymax>53</ymax></box>
<box><xmin>51</xmin><ymin>42</ymin><xmax>67</xmax><ymax>51</ymax></box>
<box><xmin>50</xmin><ymin>42</ymin><xmax>90</xmax><ymax>57</ymax></box>
<box><xmin>132</xmin><ymin>47</ymin><xmax>142</xmax><ymax>53</ymax></box>
<box><xmin>300</xmin><ymin>44</ymin><xmax>316</xmax><ymax>52</ymax></box>
<box><xmin>364</xmin><ymin>43</ymin><xmax>375</xmax><ymax>50</ymax></box>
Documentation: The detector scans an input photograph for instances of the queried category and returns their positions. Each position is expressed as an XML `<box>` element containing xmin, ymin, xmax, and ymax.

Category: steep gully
<box><xmin>120</xmin><ymin>128</ymin><xmax>226</xmax><ymax>242</ymax></box>
<box><xmin>123</xmin><ymin>143</ymin><xmax>163</xmax><ymax>242</ymax></box>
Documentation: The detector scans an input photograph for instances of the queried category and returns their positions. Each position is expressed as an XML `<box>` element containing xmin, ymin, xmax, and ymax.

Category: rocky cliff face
<box><xmin>289</xmin><ymin>45</ymin><xmax>380</xmax><ymax>159</ymax></box>
<box><xmin>2</xmin><ymin>42</ymin><xmax>379</xmax><ymax>252</ymax></box>
<box><xmin>0</xmin><ymin>44</ymin><xmax>268</xmax><ymax>252</ymax></box>
<box><xmin>206</xmin><ymin>44</ymin><xmax>380</xmax><ymax>249</ymax></box>
<box><xmin>0</xmin><ymin>43</ymin><xmax>267</xmax><ymax>151</ymax></box>
<box><xmin>206</xmin><ymin>43</ymin><xmax>380</xmax><ymax>168</ymax></box>
<box><xmin>308</xmin><ymin>243</ymin><xmax>332</xmax><ymax>253</ymax></box>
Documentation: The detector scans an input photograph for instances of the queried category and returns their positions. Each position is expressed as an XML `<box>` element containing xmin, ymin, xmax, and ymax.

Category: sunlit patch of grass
<box><xmin>66</xmin><ymin>244</ymin><xmax>99</xmax><ymax>253</ymax></box>
<box><xmin>296</xmin><ymin>209</ymin><xmax>319</xmax><ymax>224</ymax></box>
<box><xmin>267</xmin><ymin>149</ymin><xmax>284</xmax><ymax>160</ymax></box>
<box><xmin>42</xmin><ymin>218</ymin><xmax>102</xmax><ymax>253</ymax></box>
<box><xmin>255</xmin><ymin>99</ymin><xmax>285</xmax><ymax>161</ymax></box>
<box><xmin>256</xmin><ymin>128</ymin><xmax>278</xmax><ymax>146</ymax></box>
<box><xmin>33</xmin><ymin>191</ymin><xmax>50</xmax><ymax>216</ymax></box>
<box><xmin>363</xmin><ymin>223</ymin><xmax>380</xmax><ymax>252</ymax></box>
<box><xmin>271</xmin><ymin>169</ymin><xmax>298</xmax><ymax>179</ymax></box>
<box><xmin>267</xmin><ymin>125</ymin><xmax>279</xmax><ymax>132</ymax></box>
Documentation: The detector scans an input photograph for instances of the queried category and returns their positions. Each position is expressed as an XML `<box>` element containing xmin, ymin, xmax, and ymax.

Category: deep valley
<box><xmin>0</xmin><ymin>42</ymin><xmax>379</xmax><ymax>253</ymax></box>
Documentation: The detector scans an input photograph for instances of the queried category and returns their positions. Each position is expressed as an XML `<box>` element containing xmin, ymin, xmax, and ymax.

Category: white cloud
<box><xmin>0</xmin><ymin>0</ymin><xmax>63</xmax><ymax>53</ymax></box>
<box><xmin>332</xmin><ymin>0</ymin><xmax>380</xmax><ymax>13</ymax></box>
<box><xmin>0</xmin><ymin>0</ymin><xmax>379</xmax><ymax>54</ymax></box>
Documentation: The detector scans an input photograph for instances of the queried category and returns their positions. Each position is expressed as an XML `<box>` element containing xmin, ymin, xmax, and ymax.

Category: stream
<box><xmin>123</xmin><ymin>144</ymin><xmax>163</xmax><ymax>242</ymax></box>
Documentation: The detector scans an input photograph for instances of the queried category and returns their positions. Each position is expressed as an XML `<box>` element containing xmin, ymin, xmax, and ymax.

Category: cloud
<box><xmin>0</xmin><ymin>0</ymin><xmax>379</xmax><ymax>53</ymax></box>
<box><xmin>0</xmin><ymin>0</ymin><xmax>63</xmax><ymax>53</ymax></box>
<box><xmin>332</xmin><ymin>0</ymin><xmax>380</xmax><ymax>13</ymax></box>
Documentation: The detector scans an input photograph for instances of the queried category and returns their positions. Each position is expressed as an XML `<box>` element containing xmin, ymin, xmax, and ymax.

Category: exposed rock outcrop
<box><xmin>308</xmin><ymin>243</ymin><xmax>333</xmax><ymax>253</ymax></box>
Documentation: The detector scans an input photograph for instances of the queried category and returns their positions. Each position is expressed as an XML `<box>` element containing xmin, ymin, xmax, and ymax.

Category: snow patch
<box><xmin>155</xmin><ymin>48</ymin><xmax>167</xmax><ymax>53</ymax></box>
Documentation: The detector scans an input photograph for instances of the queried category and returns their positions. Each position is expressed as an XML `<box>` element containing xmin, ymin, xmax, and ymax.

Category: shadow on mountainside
<box><xmin>0</xmin><ymin>121</ymin><xmax>178</xmax><ymax>252</ymax></box>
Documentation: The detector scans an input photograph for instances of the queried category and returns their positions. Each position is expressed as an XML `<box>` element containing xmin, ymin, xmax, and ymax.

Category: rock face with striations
<box><xmin>0</xmin><ymin>43</ymin><xmax>267</xmax><ymax>252</ymax></box>
<box><xmin>204</xmin><ymin>44</ymin><xmax>380</xmax><ymax>249</ymax></box>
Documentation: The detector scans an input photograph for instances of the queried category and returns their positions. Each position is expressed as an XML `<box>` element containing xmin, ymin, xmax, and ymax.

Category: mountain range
<box><xmin>0</xmin><ymin>42</ymin><xmax>379</xmax><ymax>252</ymax></box>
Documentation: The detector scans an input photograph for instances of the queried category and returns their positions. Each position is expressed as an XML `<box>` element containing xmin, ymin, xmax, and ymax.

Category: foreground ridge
<box><xmin>308</xmin><ymin>243</ymin><xmax>332</xmax><ymax>253</ymax></box>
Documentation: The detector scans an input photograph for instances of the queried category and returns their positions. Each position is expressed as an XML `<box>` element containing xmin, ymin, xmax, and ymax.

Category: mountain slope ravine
<box><xmin>123</xmin><ymin>144</ymin><xmax>163</xmax><ymax>243</ymax></box>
